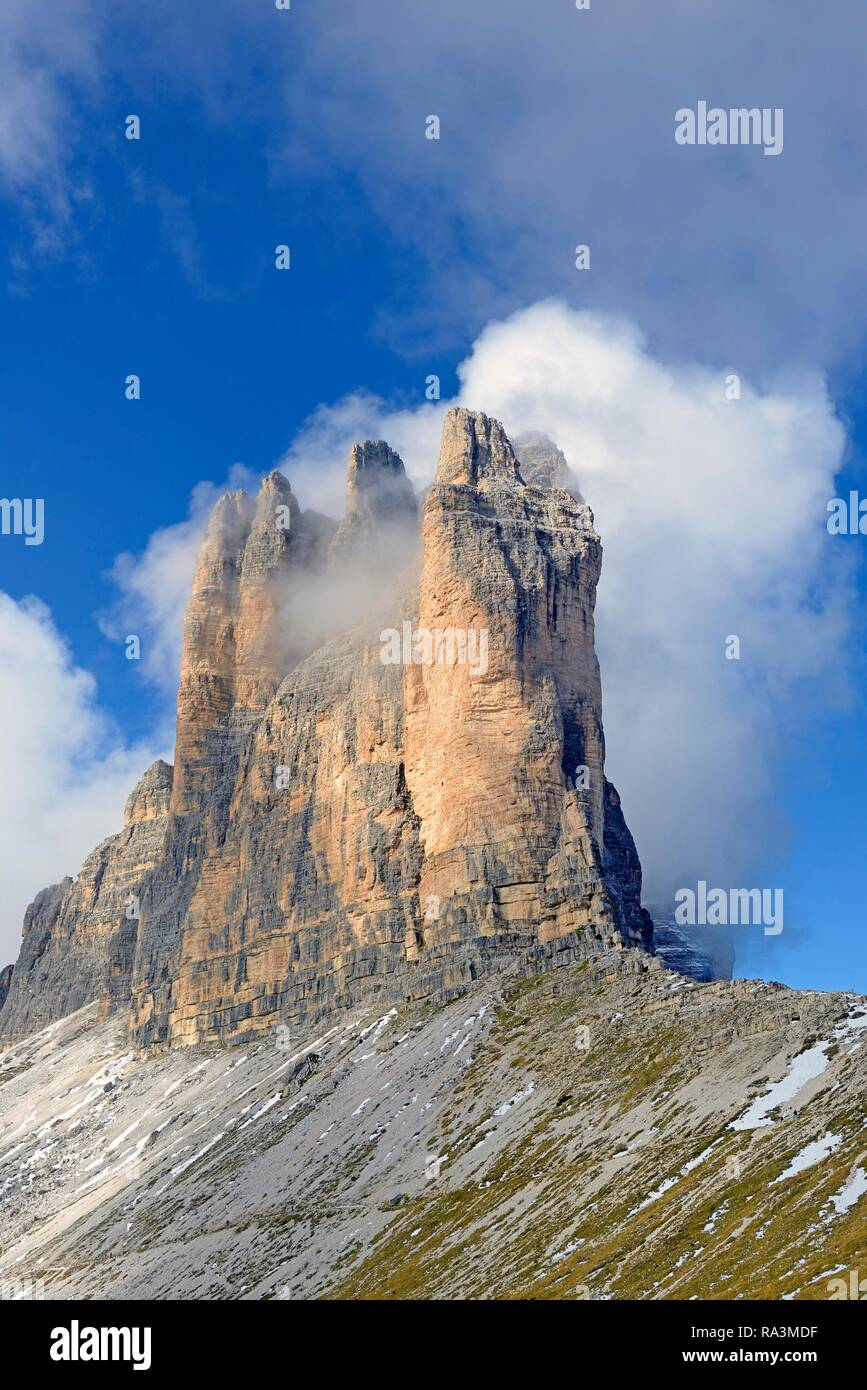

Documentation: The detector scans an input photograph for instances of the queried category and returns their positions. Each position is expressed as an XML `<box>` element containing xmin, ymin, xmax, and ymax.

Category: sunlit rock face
<box><xmin>1</xmin><ymin>410</ymin><xmax>653</xmax><ymax>1048</ymax></box>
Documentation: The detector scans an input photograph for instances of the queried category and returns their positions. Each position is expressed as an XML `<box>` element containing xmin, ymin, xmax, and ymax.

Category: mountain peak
<box><xmin>2</xmin><ymin>406</ymin><xmax>652</xmax><ymax>1052</ymax></box>
<box><xmin>435</xmin><ymin>407</ymin><xmax>522</xmax><ymax>488</ymax></box>
<box><xmin>123</xmin><ymin>759</ymin><xmax>174</xmax><ymax>827</ymax></box>
<box><xmin>512</xmin><ymin>430</ymin><xmax>584</xmax><ymax>500</ymax></box>
<box><xmin>328</xmin><ymin>438</ymin><xmax>417</xmax><ymax>570</ymax></box>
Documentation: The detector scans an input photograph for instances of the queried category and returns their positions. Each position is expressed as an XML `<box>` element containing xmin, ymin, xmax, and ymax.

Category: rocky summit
<box><xmin>2</xmin><ymin>407</ymin><xmax>864</xmax><ymax>1302</ymax></box>
<box><xmin>0</xmin><ymin>408</ymin><xmax>651</xmax><ymax>1050</ymax></box>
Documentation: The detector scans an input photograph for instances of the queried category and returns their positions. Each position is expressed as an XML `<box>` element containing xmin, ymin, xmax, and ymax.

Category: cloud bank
<box><xmin>4</xmin><ymin>1</ymin><xmax>867</xmax><ymax>366</ymax></box>
<box><xmin>0</xmin><ymin>0</ymin><xmax>104</xmax><ymax>254</ymax></box>
<box><xmin>447</xmin><ymin>304</ymin><xmax>851</xmax><ymax>900</ymax></box>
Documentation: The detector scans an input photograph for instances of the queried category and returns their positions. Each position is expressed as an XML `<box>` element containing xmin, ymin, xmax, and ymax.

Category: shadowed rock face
<box><xmin>1</xmin><ymin>410</ymin><xmax>653</xmax><ymax>1048</ymax></box>
<box><xmin>171</xmin><ymin>472</ymin><xmax>333</xmax><ymax>817</ymax></box>
<box><xmin>651</xmin><ymin>908</ymin><xmax>735</xmax><ymax>983</ymax></box>
<box><xmin>328</xmin><ymin>440</ymin><xmax>418</xmax><ymax>573</ymax></box>
<box><xmin>513</xmin><ymin>430</ymin><xmax>584</xmax><ymax>499</ymax></box>
<box><xmin>0</xmin><ymin>964</ymin><xmax>12</xmax><ymax>1012</ymax></box>
<box><xmin>0</xmin><ymin>761</ymin><xmax>174</xmax><ymax>1040</ymax></box>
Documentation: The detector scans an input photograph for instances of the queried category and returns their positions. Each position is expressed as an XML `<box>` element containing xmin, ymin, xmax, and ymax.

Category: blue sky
<box><xmin>1</xmin><ymin>0</ymin><xmax>866</xmax><ymax>990</ymax></box>
<box><xmin>0</xmin><ymin>110</ymin><xmax>433</xmax><ymax>744</ymax></box>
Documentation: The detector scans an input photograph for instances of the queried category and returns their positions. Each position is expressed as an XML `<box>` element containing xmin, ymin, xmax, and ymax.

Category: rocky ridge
<box><xmin>1</xmin><ymin>409</ymin><xmax>652</xmax><ymax>1049</ymax></box>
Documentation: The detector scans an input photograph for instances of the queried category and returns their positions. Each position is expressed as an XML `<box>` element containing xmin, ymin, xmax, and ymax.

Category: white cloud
<box><xmin>4</xmin><ymin>2</ymin><xmax>867</xmax><ymax>365</ymax></box>
<box><xmin>0</xmin><ymin>0</ymin><xmax>102</xmax><ymax>203</ymax></box>
<box><xmin>1</xmin><ymin>1</ymin><xmax>865</xmax><ymax>368</ymax></box>
<box><xmin>0</xmin><ymin>593</ymin><xmax>168</xmax><ymax>965</ymax></box>
<box><xmin>272</xmin><ymin>0</ymin><xmax>867</xmax><ymax>369</ymax></box>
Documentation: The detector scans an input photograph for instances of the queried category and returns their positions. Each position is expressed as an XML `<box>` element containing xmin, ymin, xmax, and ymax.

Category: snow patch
<box><xmin>493</xmin><ymin>1083</ymin><xmax>535</xmax><ymax>1118</ymax></box>
<box><xmin>771</xmin><ymin>1132</ymin><xmax>843</xmax><ymax>1184</ymax></box>
<box><xmin>631</xmin><ymin>1142</ymin><xmax>719</xmax><ymax>1215</ymax></box>
<box><xmin>825</xmin><ymin>1166</ymin><xmax>867</xmax><ymax>1219</ymax></box>
<box><xmin>731</xmin><ymin>1043</ymin><xmax>830</xmax><ymax>1131</ymax></box>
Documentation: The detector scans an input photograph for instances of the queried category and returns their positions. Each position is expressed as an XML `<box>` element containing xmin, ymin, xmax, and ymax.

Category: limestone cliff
<box><xmin>652</xmin><ymin>907</ymin><xmax>736</xmax><ymax>983</ymax></box>
<box><xmin>0</xmin><ymin>964</ymin><xmax>12</xmax><ymax>1012</ymax></box>
<box><xmin>513</xmin><ymin>429</ymin><xmax>584</xmax><ymax>498</ymax></box>
<box><xmin>327</xmin><ymin>439</ymin><xmax>417</xmax><ymax>572</ymax></box>
<box><xmin>0</xmin><ymin>409</ymin><xmax>652</xmax><ymax>1048</ymax></box>
<box><xmin>0</xmin><ymin>761</ymin><xmax>173</xmax><ymax>1038</ymax></box>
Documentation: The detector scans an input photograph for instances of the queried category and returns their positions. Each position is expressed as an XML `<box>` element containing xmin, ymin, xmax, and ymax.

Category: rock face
<box><xmin>513</xmin><ymin>430</ymin><xmax>584</xmax><ymax>498</ymax></box>
<box><xmin>170</xmin><ymin>472</ymin><xmax>331</xmax><ymax>816</ymax></box>
<box><xmin>0</xmin><ymin>762</ymin><xmax>173</xmax><ymax>1039</ymax></box>
<box><xmin>404</xmin><ymin>411</ymin><xmax>648</xmax><ymax>958</ymax></box>
<box><xmin>327</xmin><ymin>439</ymin><xmax>418</xmax><ymax>573</ymax></box>
<box><xmin>652</xmin><ymin>908</ymin><xmax>735</xmax><ymax>983</ymax></box>
<box><xmin>0</xmin><ymin>409</ymin><xmax>653</xmax><ymax>1049</ymax></box>
<box><xmin>0</xmin><ymin>964</ymin><xmax>12</xmax><ymax>1012</ymax></box>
